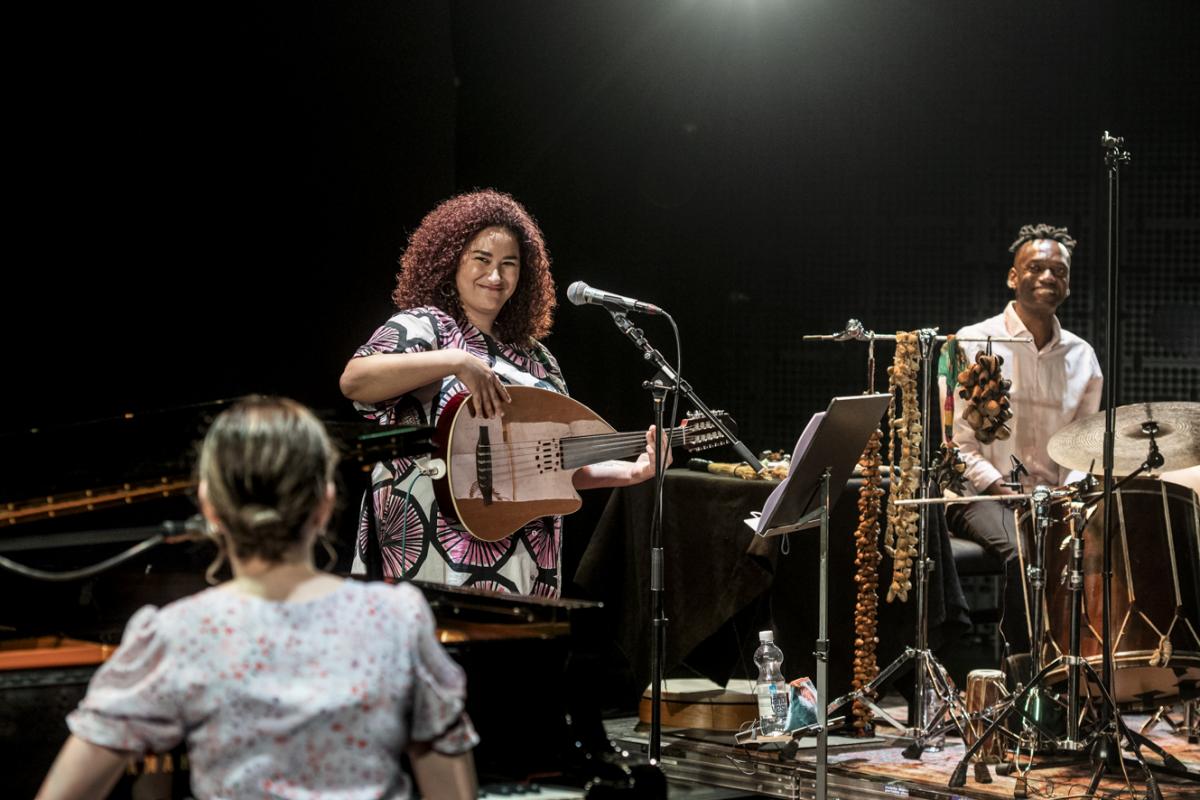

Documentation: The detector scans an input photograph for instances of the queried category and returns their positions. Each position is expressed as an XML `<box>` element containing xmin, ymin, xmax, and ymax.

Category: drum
<box><xmin>964</xmin><ymin>669</ymin><xmax>1008</xmax><ymax>763</ymax></box>
<box><xmin>1016</xmin><ymin>478</ymin><xmax>1200</xmax><ymax>706</ymax></box>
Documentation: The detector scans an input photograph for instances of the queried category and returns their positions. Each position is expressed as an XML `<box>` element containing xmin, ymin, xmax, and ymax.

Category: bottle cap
<box><xmin>759</xmin><ymin>630</ymin><xmax>774</xmax><ymax>642</ymax></box>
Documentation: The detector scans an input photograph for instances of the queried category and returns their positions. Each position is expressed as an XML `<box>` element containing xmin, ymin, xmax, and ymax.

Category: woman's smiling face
<box><xmin>455</xmin><ymin>225</ymin><xmax>521</xmax><ymax>334</ymax></box>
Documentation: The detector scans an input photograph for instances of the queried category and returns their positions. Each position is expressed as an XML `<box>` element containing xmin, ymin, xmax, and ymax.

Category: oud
<box><xmin>433</xmin><ymin>385</ymin><xmax>732</xmax><ymax>541</ymax></box>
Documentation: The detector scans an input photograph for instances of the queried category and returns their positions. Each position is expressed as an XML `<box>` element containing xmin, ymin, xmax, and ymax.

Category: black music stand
<box><xmin>754</xmin><ymin>393</ymin><xmax>891</xmax><ymax>800</ymax></box>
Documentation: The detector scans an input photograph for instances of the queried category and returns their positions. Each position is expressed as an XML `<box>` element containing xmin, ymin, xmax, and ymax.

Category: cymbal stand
<box><xmin>1081</xmin><ymin>130</ymin><xmax>1181</xmax><ymax>798</ymax></box>
<box><xmin>1072</xmin><ymin>440</ymin><xmax>1187</xmax><ymax>783</ymax></box>
<box><xmin>809</xmin><ymin>323</ymin><xmax>1031</xmax><ymax>758</ymax></box>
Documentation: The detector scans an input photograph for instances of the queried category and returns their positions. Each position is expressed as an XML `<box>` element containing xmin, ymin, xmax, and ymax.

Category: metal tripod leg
<box><xmin>901</xmin><ymin>652</ymin><xmax>968</xmax><ymax>759</ymax></box>
<box><xmin>827</xmin><ymin>646</ymin><xmax>917</xmax><ymax>732</ymax></box>
<box><xmin>1079</xmin><ymin>658</ymin><xmax>1170</xmax><ymax>800</ymax></box>
<box><xmin>1124</xmin><ymin>727</ymin><xmax>1188</xmax><ymax>774</ymax></box>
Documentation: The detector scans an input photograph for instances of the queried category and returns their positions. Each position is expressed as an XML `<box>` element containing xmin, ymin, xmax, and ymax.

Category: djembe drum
<box><xmin>964</xmin><ymin>669</ymin><xmax>1008</xmax><ymax>763</ymax></box>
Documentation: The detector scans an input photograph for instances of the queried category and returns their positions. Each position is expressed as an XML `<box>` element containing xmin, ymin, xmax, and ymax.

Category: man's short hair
<box><xmin>1008</xmin><ymin>223</ymin><xmax>1076</xmax><ymax>254</ymax></box>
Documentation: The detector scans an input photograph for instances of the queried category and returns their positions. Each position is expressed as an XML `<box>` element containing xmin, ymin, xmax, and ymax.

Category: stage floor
<box><xmin>607</xmin><ymin>709</ymin><xmax>1200</xmax><ymax>800</ymax></box>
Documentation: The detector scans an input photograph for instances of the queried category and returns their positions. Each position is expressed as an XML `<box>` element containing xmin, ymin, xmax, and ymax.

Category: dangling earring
<box><xmin>202</xmin><ymin>519</ymin><xmax>228</xmax><ymax>585</ymax></box>
<box><xmin>318</xmin><ymin>530</ymin><xmax>338</xmax><ymax>572</ymax></box>
<box><xmin>437</xmin><ymin>283</ymin><xmax>455</xmax><ymax>302</ymax></box>
<box><xmin>205</xmin><ymin>536</ymin><xmax>227</xmax><ymax>586</ymax></box>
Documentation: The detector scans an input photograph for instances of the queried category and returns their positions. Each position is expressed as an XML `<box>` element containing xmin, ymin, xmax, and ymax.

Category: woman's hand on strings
<box><xmin>454</xmin><ymin>351</ymin><xmax>511</xmax><ymax>419</ymax></box>
<box><xmin>628</xmin><ymin>425</ymin><xmax>673</xmax><ymax>485</ymax></box>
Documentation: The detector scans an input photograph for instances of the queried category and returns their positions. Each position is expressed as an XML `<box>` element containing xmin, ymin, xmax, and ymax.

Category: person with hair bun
<box><xmin>38</xmin><ymin>396</ymin><xmax>477</xmax><ymax>800</ymax></box>
<box><xmin>341</xmin><ymin>189</ymin><xmax>664</xmax><ymax>596</ymax></box>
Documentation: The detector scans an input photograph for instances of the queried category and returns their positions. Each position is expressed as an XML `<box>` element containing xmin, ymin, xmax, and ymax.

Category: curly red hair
<box><xmin>392</xmin><ymin>189</ymin><xmax>556</xmax><ymax>343</ymax></box>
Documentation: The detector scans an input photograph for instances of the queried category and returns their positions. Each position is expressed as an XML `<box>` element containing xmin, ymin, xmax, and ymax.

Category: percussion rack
<box><xmin>806</xmin><ymin>320</ymin><xmax>1031</xmax><ymax>758</ymax></box>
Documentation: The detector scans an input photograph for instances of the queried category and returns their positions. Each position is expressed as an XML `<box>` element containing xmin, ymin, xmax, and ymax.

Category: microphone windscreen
<box><xmin>566</xmin><ymin>281</ymin><xmax>589</xmax><ymax>306</ymax></box>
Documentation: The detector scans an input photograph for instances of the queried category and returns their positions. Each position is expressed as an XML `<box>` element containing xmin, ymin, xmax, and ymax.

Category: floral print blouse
<box><xmin>67</xmin><ymin>580</ymin><xmax>476</xmax><ymax>799</ymax></box>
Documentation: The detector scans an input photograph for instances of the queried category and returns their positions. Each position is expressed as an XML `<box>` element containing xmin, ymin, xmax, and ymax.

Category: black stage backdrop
<box><xmin>3</xmin><ymin>1</ymin><xmax>1196</xmax><ymax>576</ymax></box>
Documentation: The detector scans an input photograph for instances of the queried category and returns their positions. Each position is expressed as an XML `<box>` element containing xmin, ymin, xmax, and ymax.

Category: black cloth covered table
<box><xmin>573</xmin><ymin>469</ymin><xmax>971</xmax><ymax>701</ymax></box>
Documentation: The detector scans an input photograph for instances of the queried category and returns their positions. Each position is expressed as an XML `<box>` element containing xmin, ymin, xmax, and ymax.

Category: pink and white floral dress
<box><xmin>68</xmin><ymin>580</ymin><xmax>476</xmax><ymax>799</ymax></box>
<box><xmin>349</xmin><ymin>306</ymin><xmax>568</xmax><ymax>597</ymax></box>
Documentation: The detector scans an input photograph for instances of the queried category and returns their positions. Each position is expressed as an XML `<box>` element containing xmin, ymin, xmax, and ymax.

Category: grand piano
<box><xmin>0</xmin><ymin>403</ymin><xmax>607</xmax><ymax>797</ymax></box>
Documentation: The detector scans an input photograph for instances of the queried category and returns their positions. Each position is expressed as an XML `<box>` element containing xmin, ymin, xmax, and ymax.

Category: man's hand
<box><xmin>984</xmin><ymin>478</ymin><xmax>1018</xmax><ymax>496</ymax></box>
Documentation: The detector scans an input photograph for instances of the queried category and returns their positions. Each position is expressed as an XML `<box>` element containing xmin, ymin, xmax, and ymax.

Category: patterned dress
<box><xmin>349</xmin><ymin>306</ymin><xmax>569</xmax><ymax>597</ymax></box>
<box><xmin>67</xmin><ymin>580</ymin><xmax>476</xmax><ymax>800</ymax></box>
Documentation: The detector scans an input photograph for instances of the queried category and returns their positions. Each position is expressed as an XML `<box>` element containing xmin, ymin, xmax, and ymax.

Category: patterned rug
<box><xmin>824</xmin><ymin>714</ymin><xmax>1200</xmax><ymax>800</ymax></box>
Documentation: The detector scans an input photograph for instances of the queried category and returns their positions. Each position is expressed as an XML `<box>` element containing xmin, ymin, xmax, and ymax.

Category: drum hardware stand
<box><xmin>806</xmin><ymin>323</ymin><xmax>1031</xmax><ymax>758</ymax></box>
<box><xmin>950</xmin><ymin>488</ymin><xmax>1098</xmax><ymax>794</ymax></box>
<box><xmin>603</xmin><ymin>310</ymin><xmax>761</xmax><ymax>764</ymax></box>
<box><xmin>948</xmin><ymin>481</ymin><xmax>1187</xmax><ymax>796</ymax></box>
<box><xmin>1073</xmin><ymin>429</ymin><xmax>1189</xmax><ymax>785</ymax></box>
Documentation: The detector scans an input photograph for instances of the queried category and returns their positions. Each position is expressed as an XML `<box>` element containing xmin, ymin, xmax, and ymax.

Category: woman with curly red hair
<box><xmin>340</xmin><ymin>189</ymin><xmax>663</xmax><ymax>596</ymax></box>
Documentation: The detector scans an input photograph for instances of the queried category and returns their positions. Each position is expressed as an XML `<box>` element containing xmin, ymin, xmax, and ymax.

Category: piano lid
<box><xmin>0</xmin><ymin>398</ymin><xmax>432</xmax><ymax>528</ymax></box>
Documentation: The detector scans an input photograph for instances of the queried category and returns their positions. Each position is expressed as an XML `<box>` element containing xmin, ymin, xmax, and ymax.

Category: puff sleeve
<box><xmin>402</xmin><ymin>585</ymin><xmax>479</xmax><ymax>755</ymax></box>
<box><xmin>66</xmin><ymin>606</ymin><xmax>184</xmax><ymax>754</ymax></box>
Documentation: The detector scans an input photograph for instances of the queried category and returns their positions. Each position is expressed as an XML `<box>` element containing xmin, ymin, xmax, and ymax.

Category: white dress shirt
<box><xmin>953</xmin><ymin>302</ymin><xmax>1104</xmax><ymax>493</ymax></box>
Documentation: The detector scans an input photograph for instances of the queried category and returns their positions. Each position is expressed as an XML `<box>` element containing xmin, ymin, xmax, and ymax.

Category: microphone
<box><xmin>566</xmin><ymin>281</ymin><xmax>663</xmax><ymax>316</ymax></box>
<box><xmin>162</xmin><ymin>514</ymin><xmax>208</xmax><ymax>537</ymax></box>
<box><xmin>1008</xmin><ymin>454</ymin><xmax>1028</xmax><ymax>486</ymax></box>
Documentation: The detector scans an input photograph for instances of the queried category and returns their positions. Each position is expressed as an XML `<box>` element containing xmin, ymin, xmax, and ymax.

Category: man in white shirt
<box><xmin>946</xmin><ymin>224</ymin><xmax>1103</xmax><ymax>648</ymax></box>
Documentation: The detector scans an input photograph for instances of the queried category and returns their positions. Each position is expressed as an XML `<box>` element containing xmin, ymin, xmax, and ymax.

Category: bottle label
<box><xmin>757</xmin><ymin>684</ymin><xmax>777</xmax><ymax>720</ymax></box>
<box><xmin>772</xmin><ymin>687</ymin><xmax>790</xmax><ymax>720</ymax></box>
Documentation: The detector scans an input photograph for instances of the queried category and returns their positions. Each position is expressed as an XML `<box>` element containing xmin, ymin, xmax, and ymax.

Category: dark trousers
<box><xmin>946</xmin><ymin>499</ymin><xmax>1030</xmax><ymax>654</ymax></box>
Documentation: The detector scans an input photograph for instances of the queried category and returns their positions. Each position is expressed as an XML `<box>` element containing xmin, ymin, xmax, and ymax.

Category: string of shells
<box><xmin>850</xmin><ymin>426</ymin><xmax>884</xmax><ymax>733</ymax></box>
<box><xmin>957</xmin><ymin>350</ymin><xmax>1012</xmax><ymax>443</ymax></box>
<box><xmin>884</xmin><ymin>331</ymin><xmax>921</xmax><ymax>603</ymax></box>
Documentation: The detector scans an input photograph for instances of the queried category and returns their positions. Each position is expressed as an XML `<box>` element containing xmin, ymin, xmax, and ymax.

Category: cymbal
<box><xmin>1048</xmin><ymin>402</ymin><xmax>1200</xmax><ymax>475</ymax></box>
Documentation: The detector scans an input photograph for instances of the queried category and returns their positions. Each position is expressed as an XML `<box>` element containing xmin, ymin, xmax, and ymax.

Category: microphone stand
<box><xmin>604</xmin><ymin>310</ymin><xmax>762</xmax><ymax>763</ymax></box>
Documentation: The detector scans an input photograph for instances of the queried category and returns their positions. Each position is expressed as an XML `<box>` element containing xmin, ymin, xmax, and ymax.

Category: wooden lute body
<box><xmin>432</xmin><ymin>385</ymin><xmax>731</xmax><ymax>541</ymax></box>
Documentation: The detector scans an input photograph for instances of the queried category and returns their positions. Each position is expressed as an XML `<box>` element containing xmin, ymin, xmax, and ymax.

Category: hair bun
<box><xmin>243</xmin><ymin>505</ymin><xmax>284</xmax><ymax>530</ymax></box>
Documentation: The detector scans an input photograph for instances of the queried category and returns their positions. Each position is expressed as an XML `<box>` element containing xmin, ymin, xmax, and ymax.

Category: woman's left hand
<box><xmin>627</xmin><ymin>425</ymin><xmax>672</xmax><ymax>485</ymax></box>
<box><xmin>571</xmin><ymin>425</ymin><xmax>673</xmax><ymax>490</ymax></box>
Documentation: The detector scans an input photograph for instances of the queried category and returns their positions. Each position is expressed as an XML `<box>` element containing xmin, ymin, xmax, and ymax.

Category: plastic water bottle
<box><xmin>922</xmin><ymin>683</ymin><xmax>946</xmax><ymax>752</ymax></box>
<box><xmin>754</xmin><ymin>630</ymin><xmax>790</xmax><ymax>736</ymax></box>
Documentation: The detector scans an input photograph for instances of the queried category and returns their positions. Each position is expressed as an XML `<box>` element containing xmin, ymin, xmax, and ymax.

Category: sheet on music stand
<box><xmin>753</xmin><ymin>393</ymin><xmax>891</xmax><ymax>537</ymax></box>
